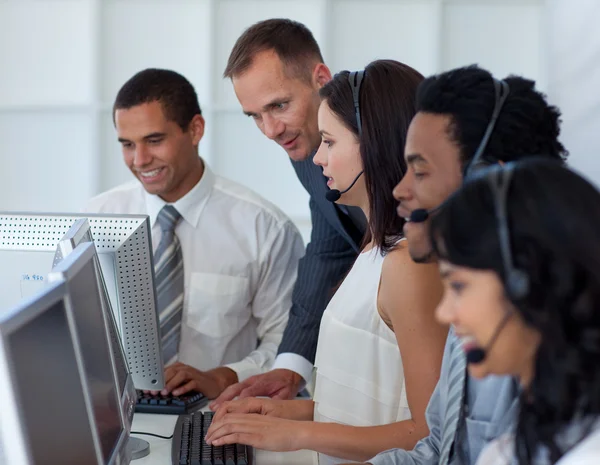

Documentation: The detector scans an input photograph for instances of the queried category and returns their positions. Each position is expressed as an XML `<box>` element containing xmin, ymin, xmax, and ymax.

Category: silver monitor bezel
<box><xmin>48</xmin><ymin>242</ymin><xmax>130</xmax><ymax>465</ymax></box>
<box><xmin>0</xmin><ymin>279</ymin><xmax>104</xmax><ymax>464</ymax></box>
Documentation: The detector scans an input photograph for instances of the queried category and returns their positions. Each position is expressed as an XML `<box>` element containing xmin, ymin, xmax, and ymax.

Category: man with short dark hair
<box><xmin>358</xmin><ymin>65</ymin><xmax>567</xmax><ymax>465</ymax></box>
<box><xmin>211</xmin><ymin>18</ymin><xmax>366</xmax><ymax>407</ymax></box>
<box><xmin>86</xmin><ymin>68</ymin><xmax>304</xmax><ymax>400</ymax></box>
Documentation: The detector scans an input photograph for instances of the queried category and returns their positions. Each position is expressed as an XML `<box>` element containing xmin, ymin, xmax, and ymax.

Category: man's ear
<box><xmin>189</xmin><ymin>114</ymin><xmax>205</xmax><ymax>145</ymax></box>
<box><xmin>313</xmin><ymin>63</ymin><xmax>332</xmax><ymax>88</ymax></box>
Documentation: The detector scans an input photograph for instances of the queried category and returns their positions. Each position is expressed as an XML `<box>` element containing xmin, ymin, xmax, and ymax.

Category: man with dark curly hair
<box><xmin>359</xmin><ymin>65</ymin><xmax>568</xmax><ymax>465</ymax></box>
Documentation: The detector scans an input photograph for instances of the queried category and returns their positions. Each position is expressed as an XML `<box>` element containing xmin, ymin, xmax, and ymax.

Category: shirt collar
<box><xmin>144</xmin><ymin>159</ymin><xmax>215</xmax><ymax>229</ymax></box>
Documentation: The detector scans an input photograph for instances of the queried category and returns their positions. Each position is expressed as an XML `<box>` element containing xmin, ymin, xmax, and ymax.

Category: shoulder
<box><xmin>85</xmin><ymin>180</ymin><xmax>143</xmax><ymax>213</ymax></box>
<box><xmin>211</xmin><ymin>174</ymin><xmax>299</xmax><ymax>231</ymax></box>
<box><xmin>381</xmin><ymin>240</ymin><xmax>440</xmax><ymax>285</ymax></box>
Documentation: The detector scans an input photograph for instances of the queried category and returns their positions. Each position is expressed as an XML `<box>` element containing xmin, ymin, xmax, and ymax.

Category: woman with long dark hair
<box><xmin>430</xmin><ymin>159</ymin><xmax>600</xmax><ymax>465</ymax></box>
<box><xmin>205</xmin><ymin>59</ymin><xmax>449</xmax><ymax>463</ymax></box>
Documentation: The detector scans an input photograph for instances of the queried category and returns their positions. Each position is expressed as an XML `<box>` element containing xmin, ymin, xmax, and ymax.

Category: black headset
<box><xmin>408</xmin><ymin>77</ymin><xmax>511</xmax><ymax>223</ymax></box>
<box><xmin>325</xmin><ymin>71</ymin><xmax>365</xmax><ymax>203</ymax></box>
<box><xmin>488</xmin><ymin>164</ymin><xmax>530</xmax><ymax>301</ymax></box>
<box><xmin>348</xmin><ymin>70</ymin><xmax>365</xmax><ymax>136</ymax></box>
<box><xmin>464</xmin><ymin>78</ymin><xmax>511</xmax><ymax>178</ymax></box>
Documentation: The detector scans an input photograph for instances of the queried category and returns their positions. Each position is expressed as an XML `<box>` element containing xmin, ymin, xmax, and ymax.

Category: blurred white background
<box><xmin>0</xmin><ymin>0</ymin><xmax>598</xmax><ymax>242</ymax></box>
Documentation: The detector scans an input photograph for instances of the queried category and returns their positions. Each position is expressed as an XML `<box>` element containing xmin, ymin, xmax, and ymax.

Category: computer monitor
<box><xmin>0</xmin><ymin>212</ymin><xmax>164</xmax><ymax>391</ymax></box>
<box><xmin>52</xmin><ymin>218</ymin><xmax>137</xmax><ymax>430</ymax></box>
<box><xmin>0</xmin><ymin>277</ymin><xmax>128</xmax><ymax>464</ymax></box>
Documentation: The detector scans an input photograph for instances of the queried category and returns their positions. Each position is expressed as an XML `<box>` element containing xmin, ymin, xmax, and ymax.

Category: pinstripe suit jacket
<box><xmin>277</xmin><ymin>154</ymin><xmax>365</xmax><ymax>363</ymax></box>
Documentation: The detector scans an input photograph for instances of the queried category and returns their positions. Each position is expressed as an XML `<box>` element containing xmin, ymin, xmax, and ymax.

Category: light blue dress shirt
<box><xmin>370</xmin><ymin>329</ymin><xmax>520</xmax><ymax>465</ymax></box>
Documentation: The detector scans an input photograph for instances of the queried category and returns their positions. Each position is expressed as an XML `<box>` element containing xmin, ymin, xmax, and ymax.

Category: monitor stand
<box><xmin>129</xmin><ymin>437</ymin><xmax>150</xmax><ymax>460</ymax></box>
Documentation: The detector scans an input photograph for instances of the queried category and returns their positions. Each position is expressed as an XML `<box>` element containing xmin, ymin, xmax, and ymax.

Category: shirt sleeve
<box><xmin>224</xmin><ymin>219</ymin><xmax>305</xmax><ymax>381</ymax></box>
<box><xmin>271</xmin><ymin>352</ymin><xmax>314</xmax><ymax>388</ymax></box>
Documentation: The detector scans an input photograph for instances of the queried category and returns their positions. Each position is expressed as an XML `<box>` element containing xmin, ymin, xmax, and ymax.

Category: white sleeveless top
<box><xmin>312</xmin><ymin>243</ymin><xmax>410</xmax><ymax>465</ymax></box>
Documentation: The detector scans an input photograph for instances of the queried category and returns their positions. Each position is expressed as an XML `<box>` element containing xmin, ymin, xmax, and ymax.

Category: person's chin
<box><xmin>405</xmin><ymin>231</ymin><xmax>435</xmax><ymax>263</ymax></box>
<box><xmin>467</xmin><ymin>364</ymin><xmax>489</xmax><ymax>379</ymax></box>
<box><xmin>282</xmin><ymin>138</ymin><xmax>313</xmax><ymax>162</ymax></box>
<box><xmin>139</xmin><ymin>180</ymin><xmax>167</xmax><ymax>197</ymax></box>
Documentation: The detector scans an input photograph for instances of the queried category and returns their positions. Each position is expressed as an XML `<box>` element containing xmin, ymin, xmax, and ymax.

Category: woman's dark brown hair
<box><xmin>319</xmin><ymin>59</ymin><xmax>424</xmax><ymax>253</ymax></box>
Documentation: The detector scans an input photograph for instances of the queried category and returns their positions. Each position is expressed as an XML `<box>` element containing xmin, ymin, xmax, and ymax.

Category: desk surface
<box><xmin>131</xmin><ymin>412</ymin><xmax>317</xmax><ymax>465</ymax></box>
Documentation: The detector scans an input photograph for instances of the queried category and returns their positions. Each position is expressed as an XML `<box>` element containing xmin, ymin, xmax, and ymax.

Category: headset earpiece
<box><xmin>465</xmin><ymin>79</ymin><xmax>510</xmax><ymax>180</ymax></box>
<box><xmin>489</xmin><ymin>166</ymin><xmax>530</xmax><ymax>301</ymax></box>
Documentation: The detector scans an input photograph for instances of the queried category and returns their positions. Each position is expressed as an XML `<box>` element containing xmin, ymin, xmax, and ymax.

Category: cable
<box><xmin>130</xmin><ymin>431</ymin><xmax>173</xmax><ymax>440</ymax></box>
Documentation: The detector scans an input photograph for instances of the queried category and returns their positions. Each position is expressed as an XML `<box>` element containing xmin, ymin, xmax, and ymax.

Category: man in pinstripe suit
<box><xmin>210</xmin><ymin>18</ymin><xmax>366</xmax><ymax>408</ymax></box>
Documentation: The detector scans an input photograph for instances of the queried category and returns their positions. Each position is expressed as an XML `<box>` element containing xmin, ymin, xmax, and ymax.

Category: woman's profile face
<box><xmin>436</xmin><ymin>260</ymin><xmax>540</xmax><ymax>386</ymax></box>
<box><xmin>313</xmin><ymin>100</ymin><xmax>365</xmax><ymax>207</ymax></box>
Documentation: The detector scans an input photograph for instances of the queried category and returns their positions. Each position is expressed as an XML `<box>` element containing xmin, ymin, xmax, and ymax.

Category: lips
<box><xmin>281</xmin><ymin>135</ymin><xmax>299</xmax><ymax>148</ymax></box>
<box><xmin>396</xmin><ymin>205</ymin><xmax>412</xmax><ymax>222</ymax></box>
<box><xmin>137</xmin><ymin>167</ymin><xmax>165</xmax><ymax>183</ymax></box>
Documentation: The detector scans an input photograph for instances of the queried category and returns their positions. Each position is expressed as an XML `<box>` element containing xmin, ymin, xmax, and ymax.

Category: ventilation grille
<box><xmin>0</xmin><ymin>214</ymin><xmax>140</xmax><ymax>251</ymax></box>
<box><xmin>117</xmin><ymin>225</ymin><xmax>162</xmax><ymax>387</ymax></box>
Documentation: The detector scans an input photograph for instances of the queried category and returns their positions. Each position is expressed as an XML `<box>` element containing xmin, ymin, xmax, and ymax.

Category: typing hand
<box><xmin>205</xmin><ymin>414</ymin><xmax>305</xmax><ymax>452</ymax></box>
<box><xmin>209</xmin><ymin>369</ymin><xmax>302</xmax><ymax>410</ymax></box>
<box><xmin>212</xmin><ymin>398</ymin><xmax>285</xmax><ymax>424</ymax></box>
<box><xmin>159</xmin><ymin>363</ymin><xmax>238</xmax><ymax>399</ymax></box>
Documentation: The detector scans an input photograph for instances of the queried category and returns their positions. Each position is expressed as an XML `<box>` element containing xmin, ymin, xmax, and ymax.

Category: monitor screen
<box><xmin>63</xmin><ymin>247</ymin><xmax>123</xmax><ymax>462</ymax></box>
<box><xmin>7</xmin><ymin>297</ymin><xmax>98</xmax><ymax>464</ymax></box>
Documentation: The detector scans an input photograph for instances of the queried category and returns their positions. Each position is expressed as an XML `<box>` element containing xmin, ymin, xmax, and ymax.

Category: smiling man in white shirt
<box><xmin>86</xmin><ymin>68</ymin><xmax>304</xmax><ymax>399</ymax></box>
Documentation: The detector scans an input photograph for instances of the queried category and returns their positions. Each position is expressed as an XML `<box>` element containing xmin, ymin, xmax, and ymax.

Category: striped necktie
<box><xmin>154</xmin><ymin>205</ymin><xmax>184</xmax><ymax>365</ymax></box>
<box><xmin>439</xmin><ymin>331</ymin><xmax>468</xmax><ymax>465</ymax></box>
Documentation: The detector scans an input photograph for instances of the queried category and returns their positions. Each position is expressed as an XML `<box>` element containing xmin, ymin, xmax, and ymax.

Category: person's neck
<box><xmin>160</xmin><ymin>158</ymin><xmax>204</xmax><ymax>203</ymax></box>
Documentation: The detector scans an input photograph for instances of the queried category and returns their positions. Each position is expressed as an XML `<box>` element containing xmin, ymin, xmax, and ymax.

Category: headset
<box><xmin>465</xmin><ymin>163</ymin><xmax>529</xmax><ymax>364</ymax></box>
<box><xmin>488</xmin><ymin>164</ymin><xmax>530</xmax><ymax>301</ymax></box>
<box><xmin>409</xmin><ymin>77</ymin><xmax>511</xmax><ymax>222</ymax></box>
<box><xmin>325</xmin><ymin>70</ymin><xmax>365</xmax><ymax>202</ymax></box>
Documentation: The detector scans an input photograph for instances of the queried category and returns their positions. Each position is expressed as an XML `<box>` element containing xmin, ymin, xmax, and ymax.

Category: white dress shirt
<box><xmin>85</xmin><ymin>161</ymin><xmax>305</xmax><ymax>382</ymax></box>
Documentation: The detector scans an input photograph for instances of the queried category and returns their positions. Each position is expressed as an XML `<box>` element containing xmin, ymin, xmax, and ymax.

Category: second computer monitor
<box><xmin>53</xmin><ymin>218</ymin><xmax>137</xmax><ymax>427</ymax></box>
<box><xmin>0</xmin><ymin>212</ymin><xmax>164</xmax><ymax>391</ymax></box>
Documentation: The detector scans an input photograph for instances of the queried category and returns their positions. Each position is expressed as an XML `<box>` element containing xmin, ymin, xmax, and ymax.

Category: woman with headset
<box><xmin>430</xmin><ymin>159</ymin><xmax>600</xmax><ymax>464</ymax></box>
<box><xmin>205</xmin><ymin>59</ymin><xmax>449</xmax><ymax>464</ymax></box>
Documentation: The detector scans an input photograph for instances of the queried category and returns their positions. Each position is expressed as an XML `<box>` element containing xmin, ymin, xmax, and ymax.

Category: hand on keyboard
<box><xmin>210</xmin><ymin>369</ymin><xmax>303</xmax><ymax>410</ymax></box>
<box><xmin>160</xmin><ymin>363</ymin><xmax>239</xmax><ymax>399</ymax></box>
<box><xmin>212</xmin><ymin>398</ymin><xmax>314</xmax><ymax>423</ymax></box>
<box><xmin>205</xmin><ymin>413</ymin><xmax>307</xmax><ymax>452</ymax></box>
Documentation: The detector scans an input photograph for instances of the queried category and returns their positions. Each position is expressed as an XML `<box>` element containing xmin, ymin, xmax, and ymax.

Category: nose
<box><xmin>313</xmin><ymin>141</ymin><xmax>327</xmax><ymax>167</ymax></box>
<box><xmin>435</xmin><ymin>291</ymin><xmax>456</xmax><ymax>326</ymax></box>
<box><xmin>262</xmin><ymin>114</ymin><xmax>285</xmax><ymax>140</ymax></box>
<box><xmin>393</xmin><ymin>172</ymin><xmax>413</xmax><ymax>204</ymax></box>
<box><xmin>132</xmin><ymin>145</ymin><xmax>153</xmax><ymax>168</ymax></box>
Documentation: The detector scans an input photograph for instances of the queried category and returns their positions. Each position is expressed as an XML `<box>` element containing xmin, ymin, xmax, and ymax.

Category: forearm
<box><xmin>282</xmin><ymin>399</ymin><xmax>315</xmax><ymax>421</ymax></box>
<box><xmin>297</xmin><ymin>419</ymin><xmax>429</xmax><ymax>462</ymax></box>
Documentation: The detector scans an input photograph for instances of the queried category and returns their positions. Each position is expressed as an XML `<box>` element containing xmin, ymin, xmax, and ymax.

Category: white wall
<box><xmin>546</xmin><ymin>0</ymin><xmax>600</xmax><ymax>187</ymax></box>
<box><xmin>0</xmin><ymin>0</ymin><xmax>550</xmax><ymax>243</ymax></box>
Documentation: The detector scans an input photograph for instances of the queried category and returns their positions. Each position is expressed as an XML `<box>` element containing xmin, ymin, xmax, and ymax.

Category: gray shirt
<box><xmin>370</xmin><ymin>330</ymin><xmax>520</xmax><ymax>465</ymax></box>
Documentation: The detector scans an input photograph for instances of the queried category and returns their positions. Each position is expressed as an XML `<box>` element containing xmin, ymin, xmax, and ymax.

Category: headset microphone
<box><xmin>325</xmin><ymin>70</ymin><xmax>365</xmax><ymax>203</ymax></box>
<box><xmin>408</xmin><ymin>204</ymin><xmax>443</xmax><ymax>223</ymax></box>
<box><xmin>325</xmin><ymin>171</ymin><xmax>364</xmax><ymax>202</ymax></box>
<box><xmin>465</xmin><ymin>311</ymin><xmax>512</xmax><ymax>364</ymax></box>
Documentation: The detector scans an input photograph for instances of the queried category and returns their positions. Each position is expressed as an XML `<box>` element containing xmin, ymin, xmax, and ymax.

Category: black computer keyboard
<box><xmin>172</xmin><ymin>411</ymin><xmax>253</xmax><ymax>465</ymax></box>
<box><xmin>135</xmin><ymin>390</ymin><xmax>208</xmax><ymax>415</ymax></box>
